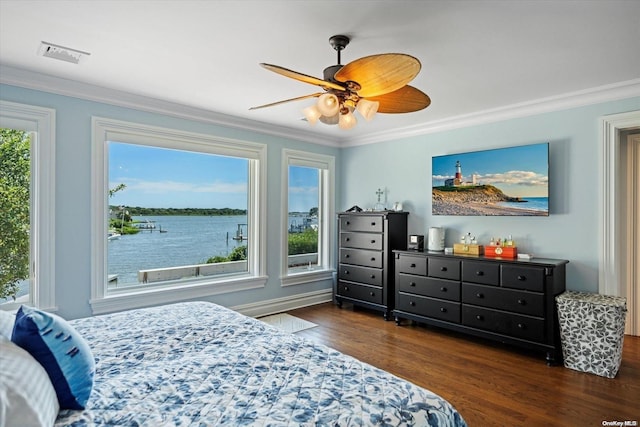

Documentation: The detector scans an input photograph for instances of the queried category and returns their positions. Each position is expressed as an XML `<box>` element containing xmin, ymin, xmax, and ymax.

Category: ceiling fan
<box><xmin>250</xmin><ymin>35</ymin><xmax>431</xmax><ymax>130</ymax></box>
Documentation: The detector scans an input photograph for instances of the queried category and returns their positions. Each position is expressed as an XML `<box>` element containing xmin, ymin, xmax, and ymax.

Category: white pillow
<box><xmin>0</xmin><ymin>335</ymin><xmax>60</xmax><ymax>427</ymax></box>
<box><xmin>0</xmin><ymin>310</ymin><xmax>15</xmax><ymax>338</ymax></box>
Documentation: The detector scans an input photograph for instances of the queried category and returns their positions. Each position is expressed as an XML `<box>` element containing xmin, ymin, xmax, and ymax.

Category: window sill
<box><xmin>280</xmin><ymin>269</ymin><xmax>335</xmax><ymax>287</ymax></box>
<box><xmin>90</xmin><ymin>275</ymin><xmax>267</xmax><ymax>315</ymax></box>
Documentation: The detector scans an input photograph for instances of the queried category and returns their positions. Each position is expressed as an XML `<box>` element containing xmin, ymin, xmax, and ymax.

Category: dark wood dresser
<box><xmin>393</xmin><ymin>250</ymin><xmax>568</xmax><ymax>363</ymax></box>
<box><xmin>335</xmin><ymin>212</ymin><xmax>408</xmax><ymax>319</ymax></box>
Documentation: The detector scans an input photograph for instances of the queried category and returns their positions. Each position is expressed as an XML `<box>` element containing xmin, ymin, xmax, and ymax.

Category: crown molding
<box><xmin>345</xmin><ymin>78</ymin><xmax>640</xmax><ymax>147</ymax></box>
<box><xmin>0</xmin><ymin>64</ymin><xmax>340</xmax><ymax>147</ymax></box>
<box><xmin>2</xmin><ymin>64</ymin><xmax>638</xmax><ymax>148</ymax></box>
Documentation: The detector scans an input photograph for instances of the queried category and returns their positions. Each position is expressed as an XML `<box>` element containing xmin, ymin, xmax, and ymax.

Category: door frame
<box><xmin>599</xmin><ymin>110</ymin><xmax>640</xmax><ymax>334</ymax></box>
<box><xmin>622</xmin><ymin>133</ymin><xmax>640</xmax><ymax>334</ymax></box>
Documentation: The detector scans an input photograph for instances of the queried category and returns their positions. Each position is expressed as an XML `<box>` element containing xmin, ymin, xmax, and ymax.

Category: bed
<box><xmin>41</xmin><ymin>301</ymin><xmax>466</xmax><ymax>426</ymax></box>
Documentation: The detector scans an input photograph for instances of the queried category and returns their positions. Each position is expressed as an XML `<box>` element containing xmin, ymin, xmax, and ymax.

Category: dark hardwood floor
<box><xmin>288</xmin><ymin>302</ymin><xmax>639</xmax><ymax>427</ymax></box>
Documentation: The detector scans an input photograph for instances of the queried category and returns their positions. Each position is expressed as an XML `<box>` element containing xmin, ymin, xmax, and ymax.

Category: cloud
<box><xmin>110</xmin><ymin>178</ymin><xmax>246</xmax><ymax>194</ymax></box>
<box><xmin>432</xmin><ymin>174</ymin><xmax>454</xmax><ymax>181</ymax></box>
<box><xmin>478</xmin><ymin>170</ymin><xmax>548</xmax><ymax>187</ymax></box>
<box><xmin>289</xmin><ymin>185</ymin><xmax>318</xmax><ymax>194</ymax></box>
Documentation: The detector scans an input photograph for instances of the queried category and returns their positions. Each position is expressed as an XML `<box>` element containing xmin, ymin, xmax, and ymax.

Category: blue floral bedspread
<box><xmin>56</xmin><ymin>302</ymin><xmax>466</xmax><ymax>426</ymax></box>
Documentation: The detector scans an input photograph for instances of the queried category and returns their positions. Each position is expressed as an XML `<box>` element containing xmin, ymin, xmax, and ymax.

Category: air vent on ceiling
<box><xmin>39</xmin><ymin>41</ymin><xmax>90</xmax><ymax>64</ymax></box>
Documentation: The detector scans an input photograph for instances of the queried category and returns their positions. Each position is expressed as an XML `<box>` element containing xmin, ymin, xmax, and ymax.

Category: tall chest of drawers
<box><xmin>335</xmin><ymin>212</ymin><xmax>408</xmax><ymax>319</ymax></box>
<box><xmin>393</xmin><ymin>250</ymin><xmax>568</xmax><ymax>363</ymax></box>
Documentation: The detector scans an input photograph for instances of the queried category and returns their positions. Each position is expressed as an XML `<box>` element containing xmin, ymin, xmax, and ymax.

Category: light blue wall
<box><xmin>0</xmin><ymin>84</ymin><xmax>341</xmax><ymax>319</ymax></box>
<box><xmin>2</xmin><ymin>82</ymin><xmax>639</xmax><ymax>317</ymax></box>
<box><xmin>340</xmin><ymin>97</ymin><xmax>640</xmax><ymax>294</ymax></box>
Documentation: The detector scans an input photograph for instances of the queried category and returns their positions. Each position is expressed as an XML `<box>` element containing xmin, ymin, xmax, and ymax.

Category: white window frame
<box><xmin>90</xmin><ymin>117</ymin><xmax>267</xmax><ymax>314</ymax></box>
<box><xmin>0</xmin><ymin>100</ymin><xmax>56</xmax><ymax>311</ymax></box>
<box><xmin>280</xmin><ymin>149</ymin><xmax>335</xmax><ymax>286</ymax></box>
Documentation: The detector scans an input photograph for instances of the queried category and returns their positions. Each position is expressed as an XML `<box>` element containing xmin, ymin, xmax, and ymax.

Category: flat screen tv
<box><xmin>432</xmin><ymin>142</ymin><xmax>549</xmax><ymax>216</ymax></box>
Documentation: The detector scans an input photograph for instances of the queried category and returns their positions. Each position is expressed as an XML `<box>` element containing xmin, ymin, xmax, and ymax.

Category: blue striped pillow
<box><xmin>0</xmin><ymin>309</ymin><xmax>15</xmax><ymax>338</ymax></box>
<box><xmin>11</xmin><ymin>306</ymin><xmax>95</xmax><ymax>410</ymax></box>
<box><xmin>0</xmin><ymin>335</ymin><xmax>60</xmax><ymax>426</ymax></box>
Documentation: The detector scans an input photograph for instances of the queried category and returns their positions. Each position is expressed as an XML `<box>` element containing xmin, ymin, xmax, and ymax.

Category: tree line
<box><xmin>114</xmin><ymin>206</ymin><xmax>247</xmax><ymax>216</ymax></box>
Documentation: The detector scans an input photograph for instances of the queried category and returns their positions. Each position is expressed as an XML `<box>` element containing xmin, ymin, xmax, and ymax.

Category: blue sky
<box><xmin>288</xmin><ymin>166</ymin><xmax>319</xmax><ymax>213</ymax></box>
<box><xmin>432</xmin><ymin>143</ymin><xmax>549</xmax><ymax>197</ymax></box>
<box><xmin>108</xmin><ymin>142</ymin><xmax>318</xmax><ymax>211</ymax></box>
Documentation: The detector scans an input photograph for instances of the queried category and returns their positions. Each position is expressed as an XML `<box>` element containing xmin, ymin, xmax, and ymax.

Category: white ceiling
<box><xmin>1</xmin><ymin>0</ymin><xmax>639</xmax><ymax>145</ymax></box>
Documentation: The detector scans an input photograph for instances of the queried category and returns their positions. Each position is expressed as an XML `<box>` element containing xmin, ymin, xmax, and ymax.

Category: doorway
<box><xmin>600</xmin><ymin>110</ymin><xmax>640</xmax><ymax>336</ymax></box>
<box><xmin>621</xmin><ymin>132</ymin><xmax>639</xmax><ymax>335</ymax></box>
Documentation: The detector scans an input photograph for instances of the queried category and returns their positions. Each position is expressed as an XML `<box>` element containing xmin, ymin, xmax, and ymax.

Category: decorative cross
<box><xmin>375</xmin><ymin>188</ymin><xmax>384</xmax><ymax>202</ymax></box>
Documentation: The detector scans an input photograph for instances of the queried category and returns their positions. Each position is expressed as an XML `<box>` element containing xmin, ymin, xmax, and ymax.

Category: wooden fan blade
<box><xmin>249</xmin><ymin>93</ymin><xmax>324</xmax><ymax>110</ymax></box>
<box><xmin>334</xmin><ymin>54</ymin><xmax>421</xmax><ymax>98</ymax></box>
<box><xmin>260</xmin><ymin>63</ymin><xmax>346</xmax><ymax>92</ymax></box>
<box><xmin>366</xmin><ymin>85</ymin><xmax>431</xmax><ymax>113</ymax></box>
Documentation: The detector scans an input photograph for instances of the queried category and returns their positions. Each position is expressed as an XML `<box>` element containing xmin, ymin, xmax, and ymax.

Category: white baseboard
<box><xmin>231</xmin><ymin>288</ymin><xmax>333</xmax><ymax>318</ymax></box>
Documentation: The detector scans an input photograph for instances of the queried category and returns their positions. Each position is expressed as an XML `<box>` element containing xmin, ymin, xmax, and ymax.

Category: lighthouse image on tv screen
<box><xmin>432</xmin><ymin>143</ymin><xmax>549</xmax><ymax>216</ymax></box>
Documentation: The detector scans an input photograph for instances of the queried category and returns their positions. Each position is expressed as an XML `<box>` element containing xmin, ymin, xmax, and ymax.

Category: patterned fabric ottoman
<box><xmin>556</xmin><ymin>291</ymin><xmax>627</xmax><ymax>378</ymax></box>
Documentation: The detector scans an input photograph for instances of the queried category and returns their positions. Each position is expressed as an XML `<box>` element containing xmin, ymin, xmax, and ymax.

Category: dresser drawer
<box><xmin>337</xmin><ymin>281</ymin><xmax>383</xmax><ymax>305</ymax></box>
<box><xmin>501</xmin><ymin>265</ymin><xmax>545</xmax><ymax>292</ymax></box>
<box><xmin>462</xmin><ymin>283</ymin><xmax>544</xmax><ymax>317</ymax></box>
<box><xmin>397</xmin><ymin>274</ymin><xmax>460</xmax><ymax>301</ymax></box>
<box><xmin>397</xmin><ymin>292</ymin><xmax>461</xmax><ymax>323</ymax></box>
<box><xmin>462</xmin><ymin>306</ymin><xmax>545</xmax><ymax>342</ymax></box>
<box><xmin>339</xmin><ymin>264</ymin><xmax>383</xmax><ymax>286</ymax></box>
<box><xmin>397</xmin><ymin>254</ymin><xmax>427</xmax><ymax>275</ymax></box>
<box><xmin>340</xmin><ymin>215</ymin><xmax>383</xmax><ymax>233</ymax></box>
<box><xmin>340</xmin><ymin>248</ymin><xmax>383</xmax><ymax>268</ymax></box>
<box><xmin>340</xmin><ymin>232</ymin><xmax>383</xmax><ymax>250</ymax></box>
<box><xmin>462</xmin><ymin>261</ymin><xmax>500</xmax><ymax>286</ymax></box>
<box><xmin>428</xmin><ymin>258</ymin><xmax>460</xmax><ymax>281</ymax></box>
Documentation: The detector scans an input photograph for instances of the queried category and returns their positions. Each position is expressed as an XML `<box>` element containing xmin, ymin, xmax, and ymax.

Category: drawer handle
<box><xmin>343</xmin><ymin>286</ymin><xmax>349</xmax><ymax>291</ymax></box>
<box><xmin>370</xmin><ymin>274</ymin><xmax>376</xmax><ymax>279</ymax></box>
<box><xmin>440</xmin><ymin>266</ymin><xmax>447</xmax><ymax>272</ymax></box>
<box><xmin>409</xmin><ymin>301</ymin><xmax>416</xmax><ymax>306</ymax></box>
<box><xmin>370</xmin><ymin>257</ymin><xmax>376</xmax><ymax>261</ymax></box>
<box><xmin>371</xmin><ymin>222</ymin><xmax>376</xmax><ymax>226</ymax></box>
<box><xmin>440</xmin><ymin>286</ymin><xmax>447</xmax><ymax>292</ymax></box>
<box><xmin>410</xmin><ymin>263</ymin><xmax>416</xmax><ymax>268</ymax></box>
<box><xmin>371</xmin><ymin>239</ymin><xmax>376</xmax><ymax>244</ymax></box>
<box><xmin>344</xmin><ymin>254</ymin><xmax>350</xmax><ymax>258</ymax></box>
<box><xmin>476</xmin><ymin>315</ymin><xmax>484</xmax><ymax>321</ymax></box>
<box><xmin>476</xmin><ymin>271</ymin><xmax>484</xmax><ymax>276</ymax></box>
<box><xmin>517</xmin><ymin>323</ymin><xmax>525</xmax><ymax>329</ymax></box>
<box><xmin>344</xmin><ymin>270</ymin><xmax>349</xmax><ymax>274</ymax></box>
<box><xmin>369</xmin><ymin>291</ymin><xmax>375</xmax><ymax>296</ymax></box>
<box><xmin>345</xmin><ymin>237</ymin><xmax>350</xmax><ymax>242</ymax></box>
<box><xmin>410</xmin><ymin>282</ymin><xmax>417</xmax><ymax>287</ymax></box>
<box><xmin>517</xmin><ymin>275</ymin><xmax>526</xmax><ymax>281</ymax></box>
<box><xmin>517</xmin><ymin>299</ymin><xmax>526</xmax><ymax>305</ymax></box>
<box><xmin>440</xmin><ymin>307</ymin><xmax>447</xmax><ymax>313</ymax></box>
<box><xmin>346</xmin><ymin>221</ymin><xmax>350</xmax><ymax>225</ymax></box>
<box><xmin>476</xmin><ymin>293</ymin><xmax>484</xmax><ymax>298</ymax></box>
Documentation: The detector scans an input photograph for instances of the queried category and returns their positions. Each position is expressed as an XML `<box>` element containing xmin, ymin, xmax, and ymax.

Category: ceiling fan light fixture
<box><xmin>338</xmin><ymin>110</ymin><xmax>357</xmax><ymax>130</ymax></box>
<box><xmin>317</xmin><ymin>93</ymin><xmax>340</xmax><ymax>116</ymax></box>
<box><xmin>356</xmin><ymin>99</ymin><xmax>379</xmax><ymax>121</ymax></box>
<box><xmin>319</xmin><ymin>113</ymin><xmax>339</xmax><ymax>125</ymax></box>
<box><xmin>253</xmin><ymin>34</ymin><xmax>429</xmax><ymax>131</ymax></box>
<box><xmin>303</xmin><ymin>105</ymin><xmax>322</xmax><ymax>125</ymax></box>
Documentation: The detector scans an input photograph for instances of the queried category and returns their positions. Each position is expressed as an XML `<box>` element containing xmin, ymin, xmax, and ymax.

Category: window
<box><xmin>91</xmin><ymin>117</ymin><xmax>266</xmax><ymax>314</ymax></box>
<box><xmin>0</xmin><ymin>101</ymin><xmax>56</xmax><ymax>311</ymax></box>
<box><xmin>281</xmin><ymin>149</ymin><xmax>335</xmax><ymax>285</ymax></box>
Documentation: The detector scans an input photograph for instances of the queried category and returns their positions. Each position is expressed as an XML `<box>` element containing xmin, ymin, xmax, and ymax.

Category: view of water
<box><xmin>1</xmin><ymin>214</ymin><xmax>312</xmax><ymax>302</ymax></box>
<box><xmin>109</xmin><ymin>215</ymin><xmax>313</xmax><ymax>285</ymax></box>
<box><xmin>108</xmin><ymin>215</ymin><xmax>246</xmax><ymax>284</ymax></box>
<box><xmin>496</xmin><ymin>197</ymin><xmax>548</xmax><ymax>212</ymax></box>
